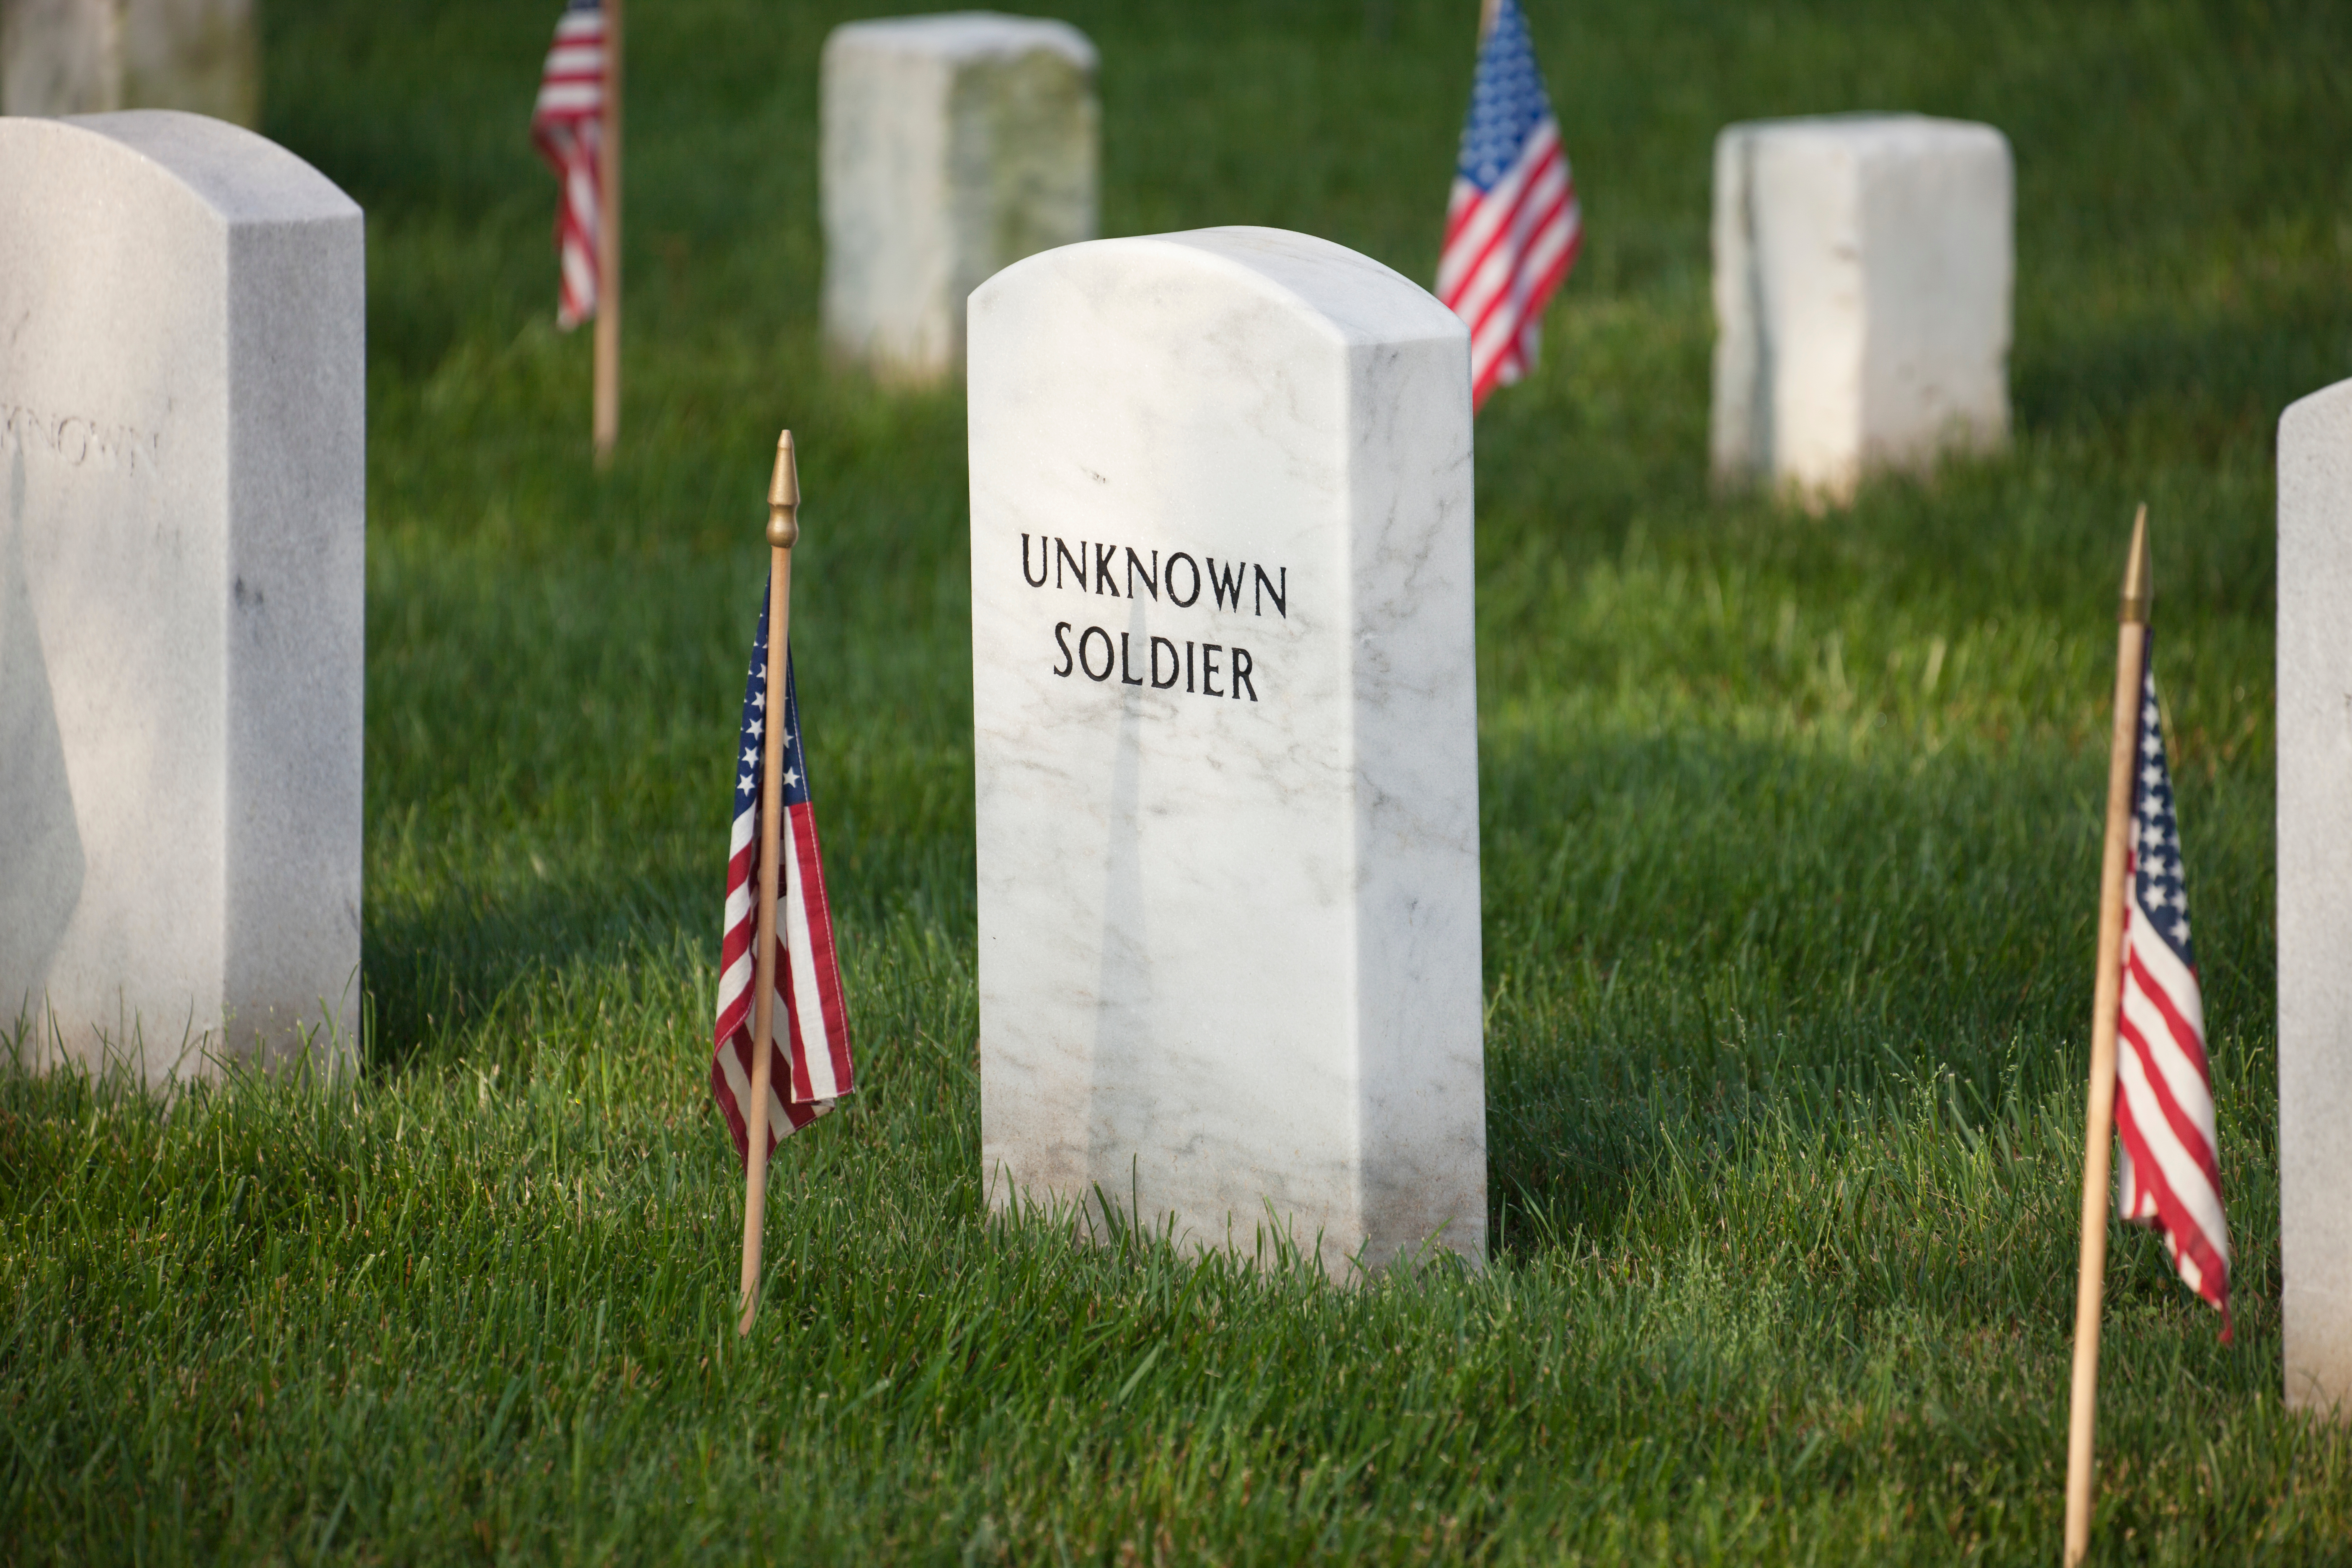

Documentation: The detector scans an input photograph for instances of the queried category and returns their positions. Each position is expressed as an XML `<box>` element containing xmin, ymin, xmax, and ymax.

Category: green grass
<box><xmin>6</xmin><ymin>0</ymin><xmax>2352</xmax><ymax>1559</ymax></box>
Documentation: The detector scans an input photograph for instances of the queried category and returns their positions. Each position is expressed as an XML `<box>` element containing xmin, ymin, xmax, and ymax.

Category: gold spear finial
<box><xmin>2119</xmin><ymin>503</ymin><xmax>2150</xmax><ymax>624</ymax></box>
<box><xmin>767</xmin><ymin>429</ymin><xmax>800</xmax><ymax>550</ymax></box>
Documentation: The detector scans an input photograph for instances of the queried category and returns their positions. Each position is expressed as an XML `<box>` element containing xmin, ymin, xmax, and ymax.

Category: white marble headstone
<box><xmin>2278</xmin><ymin>375</ymin><xmax>2352</xmax><ymax>1415</ymax></box>
<box><xmin>2</xmin><ymin>0</ymin><xmax>259</xmax><ymax>125</ymax></box>
<box><xmin>821</xmin><ymin>11</ymin><xmax>1096</xmax><ymax>386</ymax></box>
<box><xmin>1710</xmin><ymin>113</ymin><xmax>2012</xmax><ymax>505</ymax></box>
<box><xmin>969</xmin><ymin>227</ymin><xmax>1485</xmax><ymax>1278</ymax></box>
<box><xmin>0</xmin><ymin>112</ymin><xmax>362</xmax><ymax>1083</ymax></box>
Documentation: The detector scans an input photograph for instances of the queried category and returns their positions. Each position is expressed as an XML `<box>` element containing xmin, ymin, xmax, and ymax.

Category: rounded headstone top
<box><xmin>0</xmin><ymin>111</ymin><xmax>358</xmax><ymax>227</ymax></box>
<box><xmin>974</xmin><ymin>226</ymin><xmax>1466</xmax><ymax>353</ymax></box>
<box><xmin>823</xmin><ymin>11</ymin><xmax>1096</xmax><ymax>70</ymax></box>
<box><xmin>2279</xmin><ymin>376</ymin><xmax>2352</xmax><ymax>521</ymax></box>
<box><xmin>2282</xmin><ymin>375</ymin><xmax>2352</xmax><ymax>439</ymax></box>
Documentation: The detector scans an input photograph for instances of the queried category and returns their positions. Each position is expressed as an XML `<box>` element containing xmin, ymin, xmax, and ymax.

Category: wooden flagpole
<box><xmin>592</xmin><ymin>0</ymin><xmax>624</xmax><ymax>467</ymax></box>
<box><xmin>738</xmin><ymin>430</ymin><xmax>799</xmax><ymax>1335</ymax></box>
<box><xmin>2063</xmin><ymin>503</ymin><xmax>2150</xmax><ymax>1566</ymax></box>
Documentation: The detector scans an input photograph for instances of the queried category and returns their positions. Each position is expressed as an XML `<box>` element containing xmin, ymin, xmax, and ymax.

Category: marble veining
<box><xmin>969</xmin><ymin>227</ymin><xmax>1482</xmax><ymax>1277</ymax></box>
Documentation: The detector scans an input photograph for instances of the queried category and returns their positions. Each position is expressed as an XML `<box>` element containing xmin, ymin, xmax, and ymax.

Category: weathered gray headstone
<box><xmin>0</xmin><ymin>111</ymin><xmax>361</xmax><ymax>1083</ymax></box>
<box><xmin>2278</xmin><ymin>375</ymin><xmax>2352</xmax><ymax>1415</ymax></box>
<box><xmin>968</xmin><ymin>227</ymin><xmax>1485</xmax><ymax>1278</ymax></box>
<box><xmin>822</xmin><ymin>12</ymin><xmax>1096</xmax><ymax>386</ymax></box>
<box><xmin>1</xmin><ymin>0</ymin><xmax>258</xmax><ymax>125</ymax></box>
<box><xmin>1711</xmin><ymin>113</ymin><xmax>2012</xmax><ymax>505</ymax></box>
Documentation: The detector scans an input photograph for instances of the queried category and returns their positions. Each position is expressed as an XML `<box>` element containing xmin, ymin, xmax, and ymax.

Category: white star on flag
<box><xmin>710</xmin><ymin>583</ymin><xmax>855</xmax><ymax>1170</ymax></box>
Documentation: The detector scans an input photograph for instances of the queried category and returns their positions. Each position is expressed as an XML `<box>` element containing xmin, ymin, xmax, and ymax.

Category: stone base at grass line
<box><xmin>1710</xmin><ymin>113</ymin><xmax>2011</xmax><ymax>507</ymax></box>
<box><xmin>1</xmin><ymin>0</ymin><xmax>259</xmax><ymax>125</ymax></box>
<box><xmin>969</xmin><ymin>227</ymin><xmax>1485</xmax><ymax>1279</ymax></box>
<box><xmin>0</xmin><ymin>112</ymin><xmax>361</xmax><ymax>1083</ymax></box>
<box><xmin>821</xmin><ymin>12</ymin><xmax>1096</xmax><ymax>387</ymax></box>
<box><xmin>2278</xmin><ymin>374</ymin><xmax>2352</xmax><ymax>1416</ymax></box>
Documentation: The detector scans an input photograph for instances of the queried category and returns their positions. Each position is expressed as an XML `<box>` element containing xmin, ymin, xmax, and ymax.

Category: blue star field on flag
<box><xmin>734</xmin><ymin>592</ymin><xmax>812</xmax><ymax>817</ymax></box>
<box><xmin>2112</xmin><ymin>633</ymin><xmax>2229</xmax><ymax>1335</ymax></box>
<box><xmin>1455</xmin><ymin>0</ymin><xmax>1552</xmax><ymax>192</ymax></box>
<box><xmin>2130</xmin><ymin>653</ymin><xmax>2193</xmax><ymax>969</ymax></box>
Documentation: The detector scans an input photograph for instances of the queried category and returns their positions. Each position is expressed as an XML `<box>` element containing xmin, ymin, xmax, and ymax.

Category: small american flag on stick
<box><xmin>2114</xmin><ymin>643</ymin><xmax>2231</xmax><ymax>1336</ymax></box>
<box><xmin>1437</xmin><ymin>0</ymin><xmax>1581</xmax><ymax>410</ymax></box>
<box><xmin>710</xmin><ymin>588</ymin><xmax>853</xmax><ymax>1166</ymax></box>
<box><xmin>2063</xmin><ymin>510</ymin><xmax>2221</xmax><ymax>1567</ymax></box>
<box><xmin>531</xmin><ymin>0</ymin><xmax>606</xmax><ymax>329</ymax></box>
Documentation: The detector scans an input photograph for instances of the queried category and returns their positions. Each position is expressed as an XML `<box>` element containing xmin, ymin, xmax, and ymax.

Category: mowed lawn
<box><xmin>6</xmin><ymin>0</ymin><xmax>2352</xmax><ymax>1560</ymax></box>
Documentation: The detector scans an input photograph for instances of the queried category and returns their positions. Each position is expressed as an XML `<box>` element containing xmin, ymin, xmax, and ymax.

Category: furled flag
<box><xmin>1437</xmin><ymin>0</ymin><xmax>1582</xmax><ymax>411</ymax></box>
<box><xmin>530</xmin><ymin>0</ymin><xmax>606</xmax><ymax>329</ymax></box>
<box><xmin>710</xmin><ymin>589</ymin><xmax>854</xmax><ymax>1166</ymax></box>
<box><xmin>2113</xmin><ymin>643</ymin><xmax>2231</xmax><ymax>1338</ymax></box>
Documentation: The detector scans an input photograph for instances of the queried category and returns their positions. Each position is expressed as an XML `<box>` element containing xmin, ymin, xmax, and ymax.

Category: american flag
<box><xmin>530</xmin><ymin>0</ymin><xmax>606</xmax><ymax>329</ymax></box>
<box><xmin>2113</xmin><ymin>644</ymin><xmax>2230</xmax><ymax>1338</ymax></box>
<box><xmin>710</xmin><ymin>588</ymin><xmax>854</xmax><ymax>1166</ymax></box>
<box><xmin>1437</xmin><ymin>0</ymin><xmax>1582</xmax><ymax>411</ymax></box>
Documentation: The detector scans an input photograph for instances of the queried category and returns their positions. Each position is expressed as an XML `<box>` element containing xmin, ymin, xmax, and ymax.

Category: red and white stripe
<box><xmin>709</xmin><ymin>641</ymin><xmax>854</xmax><ymax>1167</ymax></box>
<box><xmin>1437</xmin><ymin>118</ymin><xmax>1581</xmax><ymax>411</ymax></box>
<box><xmin>2115</xmin><ymin>849</ymin><xmax>2230</xmax><ymax>1334</ymax></box>
<box><xmin>712</xmin><ymin>791</ymin><xmax>853</xmax><ymax>1166</ymax></box>
<box><xmin>530</xmin><ymin>5</ymin><xmax>606</xmax><ymax>330</ymax></box>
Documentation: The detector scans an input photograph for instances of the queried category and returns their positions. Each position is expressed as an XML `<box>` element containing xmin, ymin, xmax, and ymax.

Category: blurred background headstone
<box><xmin>822</xmin><ymin>12</ymin><xmax>1097</xmax><ymax>387</ymax></box>
<box><xmin>2</xmin><ymin>0</ymin><xmax>258</xmax><ymax>126</ymax></box>
<box><xmin>1710</xmin><ymin>113</ymin><xmax>2011</xmax><ymax>506</ymax></box>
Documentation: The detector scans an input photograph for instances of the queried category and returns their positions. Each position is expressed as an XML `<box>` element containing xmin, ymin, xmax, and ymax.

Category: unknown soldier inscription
<box><xmin>1020</xmin><ymin>534</ymin><xmax>1285</xmax><ymax>699</ymax></box>
<box><xmin>969</xmin><ymin>227</ymin><xmax>1485</xmax><ymax>1277</ymax></box>
<box><xmin>0</xmin><ymin>112</ymin><xmax>362</xmax><ymax>1083</ymax></box>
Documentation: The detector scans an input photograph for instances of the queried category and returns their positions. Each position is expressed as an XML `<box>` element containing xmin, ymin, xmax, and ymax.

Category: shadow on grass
<box><xmin>361</xmin><ymin>870</ymin><xmax>708</xmax><ymax>1078</ymax></box>
<box><xmin>361</xmin><ymin>826</ymin><xmax>977</xmax><ymax>1083</ymax></box>
<box><xmin>1478</xmin><ymin>720</ymin><xmax>2274</xmax><ymax>1265</ymax></box>
<box><xmin>2017</xmin><ymin>280</ymin><xmax>2352</xmax><ymax>466</ymax></box>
